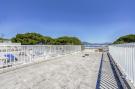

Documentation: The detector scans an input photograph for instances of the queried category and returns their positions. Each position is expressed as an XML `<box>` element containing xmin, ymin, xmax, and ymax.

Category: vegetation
<box><xmin>54</xmin><ymin>36</ymin><xmax>81</xmax><ymax>45</ymax></box>
<box><xmin>11</xmin><ymin>32</ymin><xmax>81</xmax><ymax>45</ymax></box>
<box><xmin>113</xmin><ymin>34</ymin><xmax>135</xmax><ymax>44</ymax></box>
<box><xmin>0</xmin><ymin>38</ymin><xmax>10</xmax><ymax>43</ymax></box>
<box><xmin>0</xmin><ymin>38</ymin><xmax>3</xmax><ymax>42</ymax></box>
<box><xmin>11</xmin><ymin>33</ymin><xmax>53</xmax><ymax>45</ymax></box>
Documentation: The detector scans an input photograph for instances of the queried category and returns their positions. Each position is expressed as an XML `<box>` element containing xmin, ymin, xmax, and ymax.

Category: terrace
<box><xmin>0</xmin><ymin>44</ymin><xmax>134</xmax><ymax>89</ymax></box>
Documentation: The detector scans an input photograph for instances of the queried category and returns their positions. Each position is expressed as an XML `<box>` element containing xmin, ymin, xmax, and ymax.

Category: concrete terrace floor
<box><xmin>0</xmin><ymin>50</ymin><xmax>123</xmax><ymax>89</ymax></box>
<box><xmin>0</xmin><ymin>51</ymin><xmax>101</xmax><ymax>89</ymax></box>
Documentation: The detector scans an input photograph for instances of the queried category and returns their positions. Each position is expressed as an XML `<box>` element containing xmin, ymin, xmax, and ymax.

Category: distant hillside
<box><xmin>113</xmin><ymin>34</ymin><xmax>135</xmax><ymax>44</ymax></box>
<box><xmin>82</xmin><ymin>42</ymin><xmax>91</xmax><ymax>45</ymax></box>
<box><xmin>82</xmin><ymin>42</ymin><xmax>112</xmax><ymax>45</ymax></box>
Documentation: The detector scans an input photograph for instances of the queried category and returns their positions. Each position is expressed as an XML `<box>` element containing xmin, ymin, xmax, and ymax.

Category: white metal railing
<box><xmin>109</xmin><ymin>43</ymin><xmax>135</xmax><ymax>87</ymax></box>
<box><xmin>0</xmin><ymin>45</ymin><xmax>81</xmax><ymax>69</ymax></box>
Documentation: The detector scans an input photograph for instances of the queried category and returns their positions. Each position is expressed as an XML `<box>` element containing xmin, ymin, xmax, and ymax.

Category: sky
<box><xmin>0</xmin><ymin>0</ymin><xmax>135</xmax><ymax>43</ymax></box>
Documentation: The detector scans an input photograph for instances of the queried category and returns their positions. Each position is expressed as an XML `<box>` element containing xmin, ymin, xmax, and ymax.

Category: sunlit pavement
<box><xmin>0</xmin><ymin>51</ymin><xmax>102</xmax><ymax>89</ymax></box>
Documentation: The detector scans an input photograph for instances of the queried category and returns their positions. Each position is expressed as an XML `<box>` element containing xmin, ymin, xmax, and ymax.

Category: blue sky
<box><xmin>0</xmin><ymin>0</ymin><xmax>135</xmax><ymax>43</ymax></box>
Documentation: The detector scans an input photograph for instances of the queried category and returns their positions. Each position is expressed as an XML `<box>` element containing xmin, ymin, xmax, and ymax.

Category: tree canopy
<box><xmin>0</xmin><ymin>38</ymin><xmax>4</xmax><ymax>42</ymax></box>
<box><xmin>11</xmin><ymin>33</ymin><xmax>53</xmax><ymax>45</ymax></box>
<box><xmin>11</xmin><ymin>33</ymin><xmax>81</xmax><ymax>45</ymax></box>
<box><xmin>113</xmin><ymin>34</ymin><xmax>135</xmax><ymax>44</ymax></box>
<box><xmin>54</xmin><ymin>36</ymin><xmax>81</xmax><ymax>45</ymax></box>
<box><xmin>0</xmin><ymin>38</ymin><xmax>10</xmax><ymax>43</ymax></box>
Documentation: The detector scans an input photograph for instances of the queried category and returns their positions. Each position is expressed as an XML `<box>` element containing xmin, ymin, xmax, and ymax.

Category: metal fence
<box><xmin>109</xmin><ymin>43</ymin><xmax>135</xmax><ymax>87</ymax></box>
<box><xmin>0</xmin><ymin>45</ymin><xmax>81</xmax><ymax>69</ymax></box>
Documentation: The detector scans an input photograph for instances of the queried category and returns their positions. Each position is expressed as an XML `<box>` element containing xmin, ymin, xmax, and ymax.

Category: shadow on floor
<box><xmin>96</xmin><ymin>53</ymin><xmax>123</xmax><ymax>89</ymax></box>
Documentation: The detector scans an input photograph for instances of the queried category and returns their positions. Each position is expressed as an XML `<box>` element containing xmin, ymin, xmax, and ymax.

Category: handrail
<box><xmin>0</xmin><ymin>45</ymin><xmax>82</xmax><ymax>69</ymax></box>
<box><xmin>109</xmin><ymin>43</ymin><xmax>135</xmax><ymax>88</ymax></box>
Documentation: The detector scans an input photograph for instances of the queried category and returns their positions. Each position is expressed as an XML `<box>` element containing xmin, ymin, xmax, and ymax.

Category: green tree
<box><xmin>113</xmin><ymin>34</ymin><xmax>135</xmax><ymax>44</ymax></box>
<box><xmin>11</xmin><ymin>33</ymin><xmax>53</xmax><ymax>45</ymax></box>
<box><xmin>55</xmin><ymin>36</ymin><xmax>81</xmax><ymax>45</ymax></box>
<box><xmin>11</xmin><ymin>33</ymin><xmax>81</xmax><ymax>45</ymax></box>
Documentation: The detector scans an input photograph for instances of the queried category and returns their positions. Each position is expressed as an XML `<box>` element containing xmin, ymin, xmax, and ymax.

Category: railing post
<box><xmin>109</xmin><ymin>43</ymin><xmax>135</xmax><ymax>88</ymax></box>
<box><xmin>0</xmin><ymin>45</ymin><xmax>81</xmax><ymax>70</ymax></box>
